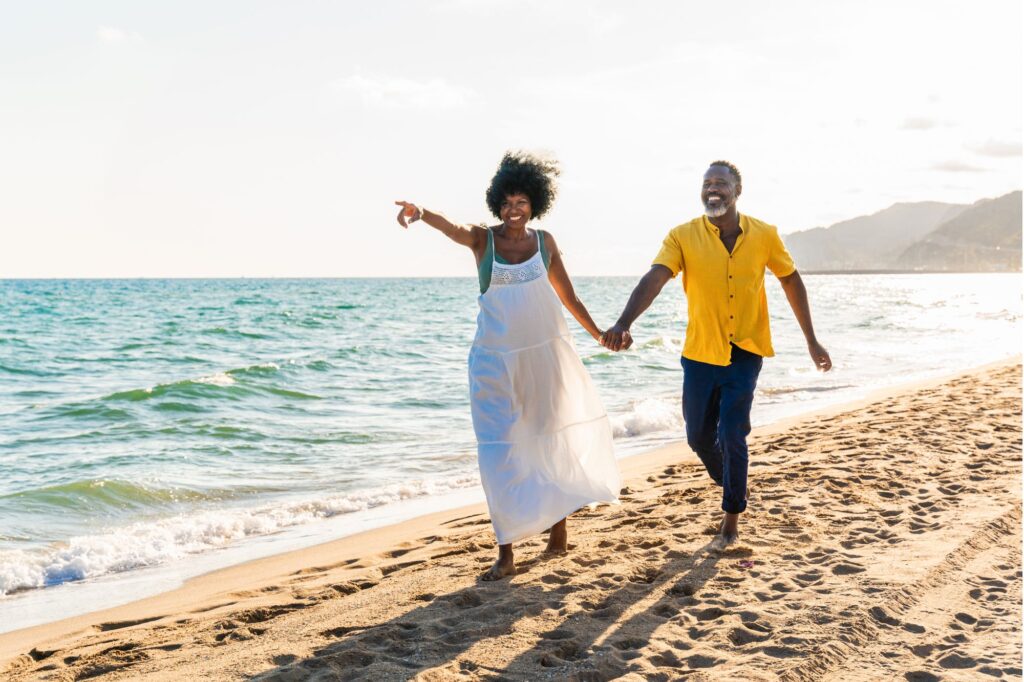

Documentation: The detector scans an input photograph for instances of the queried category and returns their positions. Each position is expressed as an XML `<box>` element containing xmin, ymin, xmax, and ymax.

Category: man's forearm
<box><xmin>779</xmin><ymin>271</ymin><xmax>818</xmax><ymax>344</ymax></box>
<box><xmin>616</xmin><ymin>266</ymin><xmax>672</xmax><ymax>329</ymax></box>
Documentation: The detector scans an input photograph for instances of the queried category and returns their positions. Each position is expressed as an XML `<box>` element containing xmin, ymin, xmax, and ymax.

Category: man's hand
<box><xmin>600</xmin><ymin>323</ymin><xmax>633</xmax><ymax>352</ymax></box>
<box><xmin>808</xmin><ymin>340</ymin><xmax>832</xmax><ymax>372</ymax></box>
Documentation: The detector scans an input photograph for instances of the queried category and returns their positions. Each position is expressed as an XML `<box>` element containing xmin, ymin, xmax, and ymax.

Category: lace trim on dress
<box><xmin>490</xmin><ymin>252</ymin><xmax>546</xmax><ymax>287</ymax></box>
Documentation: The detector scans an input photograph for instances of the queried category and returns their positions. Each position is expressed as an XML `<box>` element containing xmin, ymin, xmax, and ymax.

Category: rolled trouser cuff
<box><xmin>722</xmin><ymin>498</ymin><xmax>747</xmax><ymax>514</ymax></box>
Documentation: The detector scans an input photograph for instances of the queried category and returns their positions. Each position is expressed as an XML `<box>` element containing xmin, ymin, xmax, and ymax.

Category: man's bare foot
<box><xmin>544</xmin><ymin>518</ymin><xmax>568</xmax><ymax>555</ymax></box>
<box><xmin>480</xmin><ymin>544</ymin><xmax>515</xmax><ymax>581</ymax></box>
<box><xmin>712</xmin><ymin>513</ymin><xmax>740</xmax><ymax>550</ymax></box>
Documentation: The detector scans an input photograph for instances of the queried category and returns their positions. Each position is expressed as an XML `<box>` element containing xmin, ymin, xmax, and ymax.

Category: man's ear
<box><xmin>735</xmin><ymin>183</ymin><xmax>742</xmax><ymax>198</ymax></box>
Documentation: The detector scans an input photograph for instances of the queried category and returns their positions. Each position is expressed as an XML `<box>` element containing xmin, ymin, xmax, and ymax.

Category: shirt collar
<box><xmin>701</xmin><ymin>213</ymin><xmax>745</xmax><ymax>235</ymax></box>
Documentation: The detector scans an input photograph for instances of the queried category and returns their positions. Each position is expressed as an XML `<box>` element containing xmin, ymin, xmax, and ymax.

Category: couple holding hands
<box><xmin>395</xmin><ymin>152</ymin><xmax>831</xmax><ymax>581</ymax></box>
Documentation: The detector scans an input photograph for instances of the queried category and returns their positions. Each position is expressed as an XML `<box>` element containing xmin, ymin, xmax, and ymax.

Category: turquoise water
<box><xmin>0</xmin><ymin>275</ymin><xmax>1020</xmax><ymax>609</ymax></box>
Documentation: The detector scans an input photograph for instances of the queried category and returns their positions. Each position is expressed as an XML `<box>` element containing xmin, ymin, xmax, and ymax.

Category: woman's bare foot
<box><xmin>544</xmin><ymin>518</ymin><xmax>568</xmax><ymax>554</ymax></box>
<box><xmin>480</xmin><ymin>544</ymin><xmax>515</xmax><ymax>581</ymax></box>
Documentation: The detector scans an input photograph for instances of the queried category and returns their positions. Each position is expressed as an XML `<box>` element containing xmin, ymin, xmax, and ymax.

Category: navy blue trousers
<box><xmin>682</xmin><ymin>345</ymin><xmax>763</xmax><ymax>514</ymax></box>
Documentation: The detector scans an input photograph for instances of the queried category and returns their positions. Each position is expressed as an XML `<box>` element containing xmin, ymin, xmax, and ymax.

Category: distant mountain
<box><xmin>896</xmin><ymin>191</ymin><xmax>1022</xmax><ymax>272</ymax></box>
<box><xmin>784</xmin><ymin>192</ymin><xmax>1022</xmax><ymax>272</ymax></box>
<box><xmin>784</xmin><ymin>201</ymin><xmax>969</xmax><ymax>271</ymax></box>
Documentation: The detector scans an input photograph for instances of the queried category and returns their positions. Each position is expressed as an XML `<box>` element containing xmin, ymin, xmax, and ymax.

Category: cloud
<box><xmin>97</xmin><ymin>26</ymin><xmax>143</xmax><ymax>43</ymax></box>
<box><xmin>930</xmin><ymin>160</ymin><xmax>986</xmax><ymax>173</ymax></box>
<box><xmin>967</xmin><ymin>140</ymin><xmax>1022</xmax><ymax>157</ymax></box>
<box><xmin>330</xmin><ymin>74</ymin><xmax>474</xmax><ymax>111</ymax></box>
<box><xmin>899</xmin><ymin>117</ymin><xmax>937</xmax><ymax>130</ymax></box>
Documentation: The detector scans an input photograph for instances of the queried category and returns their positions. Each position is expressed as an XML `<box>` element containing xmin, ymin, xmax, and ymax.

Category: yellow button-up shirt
<box><xmin>652</xmin><ymin>214</ymin><xmax>796</xmax><ymax>366</ymax></box>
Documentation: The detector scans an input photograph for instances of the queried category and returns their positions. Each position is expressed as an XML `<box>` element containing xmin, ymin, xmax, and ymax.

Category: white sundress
<box><xmin>468</xmin><ymin>230</ymin><xmax>620</xmax><ymax>545</ymax></box>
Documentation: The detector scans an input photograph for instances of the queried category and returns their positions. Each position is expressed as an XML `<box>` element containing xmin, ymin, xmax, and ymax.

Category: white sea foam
<box><xmin>196</xmin><ymin>373</ymin><xmax>236</xmax><ymax>387</ymax></box>
<box><xmin>610</xmin><ymin>398</ymin><xmax>682</xmax><ymax>438</ymax></box>
<box><xmin>0</xmin><ymin>474</ymin><xmax>480</xmax><ymax>597</ymax></box>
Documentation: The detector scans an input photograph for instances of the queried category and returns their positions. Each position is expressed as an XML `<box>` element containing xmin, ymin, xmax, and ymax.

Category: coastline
<box><xmin>2</xmin><ymin>357</ymin><xmax>1020</xmax><ymax>679</ymax></box>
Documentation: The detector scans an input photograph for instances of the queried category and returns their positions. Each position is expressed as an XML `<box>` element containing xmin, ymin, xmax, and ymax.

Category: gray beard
<box><xmin>704</xmin><ymin>203</ymin><xmax>728</xmax><ymax>218</ymax></box>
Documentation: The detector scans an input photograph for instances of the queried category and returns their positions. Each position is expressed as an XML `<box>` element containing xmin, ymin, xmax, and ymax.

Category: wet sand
<box><xmin>2</xmin><ymin>360</ymin><xmax>1020</xmax><ymax>681</ymax></box>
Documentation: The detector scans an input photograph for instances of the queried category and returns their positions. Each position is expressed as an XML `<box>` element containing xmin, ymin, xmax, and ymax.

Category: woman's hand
<box><xmin>600</xmin><ymin>325</ymin><xmax>633</xmax><ymax>352</ymax></box>
<box><xmin>391</xmin><ymin>203</ymin><xmax>484</xmax><ymax>251</ymax></box>
<box><xmin>394</xmin><ymin>201</ymin><xmax>422</xmax><ymax>228</ymax></box>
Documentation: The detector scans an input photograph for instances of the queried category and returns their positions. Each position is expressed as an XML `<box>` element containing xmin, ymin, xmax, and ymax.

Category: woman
<box><xmin>394</xmin><ymin>151</ymin><xmax>620</xmax><ymax>581</ymax></box>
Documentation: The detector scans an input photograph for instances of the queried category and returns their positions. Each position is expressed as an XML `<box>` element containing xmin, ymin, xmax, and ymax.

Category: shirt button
<box><xmin>730</xmin><ymin>294</ymin><xmax>734</xmax><ymax>298</ymax></box>
<box><xmin>730</xmin><ymin>315</ymin><xmax>734</xmax><ymax>319</ymax></box>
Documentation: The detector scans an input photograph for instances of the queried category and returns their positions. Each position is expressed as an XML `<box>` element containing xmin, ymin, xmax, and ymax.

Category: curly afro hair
<box><xmin>485</xmin><ymin>151</ymin><xmax>560</xmax><ymax>220</ymax></box>
<box><xmin>708</xmin><ymin>160</ymin><xmax>742</xmax><ymax>186</ymax></box>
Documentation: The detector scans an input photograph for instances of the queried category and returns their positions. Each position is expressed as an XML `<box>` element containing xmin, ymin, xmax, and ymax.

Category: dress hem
<box><xmin>493</xmin><ymin>492</ymin><xmax>620</xmax><ymax>545</ymax></box>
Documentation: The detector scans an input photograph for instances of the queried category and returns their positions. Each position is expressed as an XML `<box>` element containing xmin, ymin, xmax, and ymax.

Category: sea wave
<box><xmin>610</xmin><ymin>398</ymin><xmax>682</xmax><ymax>438</ymax></box>
<box><xmin>202</xmin><ymin>327</ymin><xmax>270</xmax><ymax>340</ymax></box>
<box><xmin>0</xmin><ymin>479</ymin><xmax>229</xmax><ymax>512</ymax></box>
<box><xmin>977</xmin><ymin>309</ymin><xmax>1022</xmax><ymax>322</ymax></box>
<box><xmin>0</xmin><ymin>364</ymin><xmax>57</xmax><ymax>377</ymax></box>
<box><xmin>759</xmin><ymin>384</ymin><xmax>855</xmax><ymax>396</ymax></box>
<box><xmin>0</xmin><ymin>474</ymin><xmax>480</xmax><ymax>596</ymax></box>
<box><xmin>227</xmin><ymin>362</ymin><xmax>280</xmax><ymax>376</ymax></box>
<box><xmin>101</xmin><ymin>363</ymin><xmax>288</xmax><ymax>403</ymax></box>
<box><xmin>103</xmin><ymin>379</ymin><xmax>253</xmax><ymax>403</ymax></box>
<box><xmin>19</xmin><ymin>362</ymin><xmax>299</xmax><ymax>421</ymax></box>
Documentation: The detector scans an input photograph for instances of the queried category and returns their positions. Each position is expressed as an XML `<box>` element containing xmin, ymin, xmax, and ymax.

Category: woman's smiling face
<box><xmin>500</xmin><ymin>193</ymin><xmax>532</xmax><ymax>228</ymax></box>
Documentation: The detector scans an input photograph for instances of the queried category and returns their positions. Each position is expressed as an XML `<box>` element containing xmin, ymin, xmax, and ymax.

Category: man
<box><xmin>601</xmin><ymin>161</ymin><xmax>831</xmax><ymax>548</ymax></box>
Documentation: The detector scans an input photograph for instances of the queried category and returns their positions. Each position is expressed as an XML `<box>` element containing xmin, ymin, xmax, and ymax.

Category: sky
<box><xmin>1</xmin><ymin>1</ymin><xmax>1021</xmax><ymax>278</ymax></box>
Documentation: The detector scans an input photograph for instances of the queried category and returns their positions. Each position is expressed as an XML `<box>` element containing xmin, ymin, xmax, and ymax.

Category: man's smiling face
<box><xmin>702</xmin><ymin>165</ymin><xmax>741</xmax><ymax>218</ymax></box>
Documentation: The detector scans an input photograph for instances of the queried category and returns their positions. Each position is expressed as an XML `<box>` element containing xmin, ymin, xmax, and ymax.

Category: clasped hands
<box><xmin>599</xmin><ymin>323</ymin><xmax>633</xmax><ymax>352</ymax></box>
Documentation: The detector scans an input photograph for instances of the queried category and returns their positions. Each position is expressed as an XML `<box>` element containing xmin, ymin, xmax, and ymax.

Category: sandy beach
<box><xmin>2</xmin><ymin>360</ymin><xmax>1020</xmax><ymax>681</ymax></box>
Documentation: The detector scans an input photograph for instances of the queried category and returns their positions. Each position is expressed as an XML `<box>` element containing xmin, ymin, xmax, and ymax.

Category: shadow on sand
<box><xmin>249</xmin><ymin>533</ymin><xmax>736</xmax><ymax>681</ymax></box>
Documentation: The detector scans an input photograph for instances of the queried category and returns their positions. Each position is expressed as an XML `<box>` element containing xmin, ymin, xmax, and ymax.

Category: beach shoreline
<box><xmin>2</xmin><ymin>357</ymin><xmax>1020</xmax><ymax>680</ymax></box>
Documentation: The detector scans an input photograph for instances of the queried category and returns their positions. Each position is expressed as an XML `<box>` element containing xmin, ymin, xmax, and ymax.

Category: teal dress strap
<box><xmin>537</xmin><ymin>230</ymin><xmax>552</xmax><ymax>270</ymax></box>
<box><xmin>478</xmin><ymin>227</ymin><xmax>494</xmax><ymax>294</ymax></box>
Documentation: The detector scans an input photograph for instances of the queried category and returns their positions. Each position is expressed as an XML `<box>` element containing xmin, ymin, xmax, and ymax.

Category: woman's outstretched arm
<box><xmin>394</xmin><ymin>201</ymin><xmax>486</xmax><ymax>252</ymax></box>
<box><xmin>543</xmin><ymin>232</ymin><xmax>602</xmax><ymax>342</ymax></box>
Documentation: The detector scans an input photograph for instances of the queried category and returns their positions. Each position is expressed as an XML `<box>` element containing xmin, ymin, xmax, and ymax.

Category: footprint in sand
<box><xmin>868</xmin><ymin>605</ymin><xmax>901</xmax><ymax>627</ymax></box>
<box><xmin>653</xmin><ymin>603</ymin><xmax>680</xmax><ymax>619</ymax></box>
<box><xmin>728</xmin><ymin>624</ymin><xmax>771</xmax><ymax>645</ymax></box>
<box><xmin>540</xmin><ymin>572</ymin><xmax>572</xmax><ymax>586</ymax></box>
<box><xmin>687</xmin><ymin>626</ymin><xmax>713</xmax><ymax>640</ymax></box>
<box><xmin>692</xmin><ymin>606</ymin><xmax>727</xmax><ymax>621</ymax></box>
<box><xmin>650</xmin><ymin>648</ymin><xmax>683</xmax><ymax>667</ymax></box>
<box><xmin>685</xmin><ymin>653</ymin><xmax>723</xmax><ymax>669</ymax></box>
<box><xmin>611</xmin><ymin>637</ymin><xmax>646</xmax><ymax>651</ymax></box>
<box><xmin>769</xmin><ymin>580</ymin><xmax>796</xmax><ymax>593</ymax></box>
<box><xmin>938</xmin><ymin>652</ymin><xmax>979</xmax><ymax>670</ymax></box>
<box><xmin>831</xmin><ymin>562</ymin><xmax>866</xmax><ymax>576</ymax></box>
<box><xmin>627</xmin><ymin>566</ymin><xmax>662</xmax><ymax>584</ymax></box>
<box><xmin>753</xmin><ymin>589</ymin><xmax>782</xmax><ymax>602</ymax></box>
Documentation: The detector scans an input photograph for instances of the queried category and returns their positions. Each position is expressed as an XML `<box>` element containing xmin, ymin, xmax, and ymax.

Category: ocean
<box><xmin>0</xmin><ymin>274</ymin><xmax>1019</xmax><ymax>631</ymax></box>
